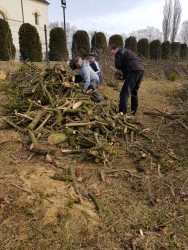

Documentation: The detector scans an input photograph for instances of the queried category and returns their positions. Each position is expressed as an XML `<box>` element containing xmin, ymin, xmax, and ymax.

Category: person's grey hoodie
<box><xmin>78</xmin><ymin>60</ymin><xmax>99</xmax><ymax>92</ymax></box>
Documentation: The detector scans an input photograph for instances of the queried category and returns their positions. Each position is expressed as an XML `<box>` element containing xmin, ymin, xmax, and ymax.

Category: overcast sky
<box><xmin>48</xmin><ymin>0</ymin><xmax>188</xmax><ymax>35</ymax></box>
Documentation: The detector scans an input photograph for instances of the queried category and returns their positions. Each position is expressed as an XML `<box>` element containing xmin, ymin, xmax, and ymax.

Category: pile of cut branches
<box><xmin>3</xmin><ymin>63</ymin><xmax>141</xmax><ymax>165</ymax></box>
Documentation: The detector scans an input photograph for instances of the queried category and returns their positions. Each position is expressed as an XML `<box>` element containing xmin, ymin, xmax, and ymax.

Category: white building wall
<box><xmin>0</xmin><ymin>0</ymin><xmax>49</xmax><ymax>60</ymax></box>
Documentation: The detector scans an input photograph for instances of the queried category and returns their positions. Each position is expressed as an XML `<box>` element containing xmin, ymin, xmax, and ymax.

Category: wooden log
<box><xmin>28</xmin><ymin>129</ymin><xmax>38</xmax><ymax>144</ymax></box>
<box><xmin>94</xmin><ymin>132</ymin><xmax>111</xmax><ymax>166</ymax></box>
<box><xmin>55</xmin><ymin>109</ymin><xmax>62</xmax><ymax>126</ymax></box>
<box><xmin>102</xmin><ymin>115</ymin><xmax>116</xmax><ymax>128</ymax></box>
<box><xmin>30</xmin><ymin>143</ymin><xmax>57</xmax><ymax>154</ymax></box>
<box><xmin>69</xmin><ymin>166</ymin><xmax>79</xmax><ymax>193</ymax></box>
<box><xmin>43</xmin><ymin>81</ymin><xmax>54</xmax><ymax>107</ymax></box>
<box><xmin>2</xmin><ymin>116</ymin><xmax>26</xmax><ymax>133</ymax></box>
<box><xmin>64</xmin><ymin>127</ymin><xmax>77</xmax><ymax>146</ymax></box>
<box><xmin>88</xmin><ymin>192</ymin><xmax>100</xmax><ymax>213</ymax></box>
<box><xmin>27</xmin><ymin>110</ymin><xmax>46</xmax><ymax>130</ymax></box>
<box><xmin>97</xmin><ymin>124</ymin><xmax>115</xmax><ymax>141</ymax></box>
<box><xmin>47</xmin><ymin>132</ymin><xmax>68</xmax><ymax>145</ymax></box>
<box><xmin>64</xmin><ymin>121</ymin><xmax>96</xmax><ymax>127</ymax></box>
<box><xmin>77</xmin><ymin>136</ymin><xmax>96</xmax><ymax>148</ymax></box>
<box><xmin>72</xmin><ymin>101</ymin><xmax>83</xmax><ymax>109</ymax></box>
<box><xmin>51</xmin><ymin>173</ymin><xmax>73</xmax><ymax>182</ymax></box>
<box><xmin>63</xmin><ymin>108</ymin><xmax>83</xmax><ymax>115</ymax></box>
<box><xmin>53</xmin><ymin>64</ymin><xmax>66</xmax><ymax>74</ymax></box>
<box><xmin>35</xmin><ymin>113</ymin><xmax>52</xmax><ymax>132</ymax></box>
<box><xmin>15</xmin><ymin>110</ymin><xmax>33</xmax><ymax>121</ymax></box>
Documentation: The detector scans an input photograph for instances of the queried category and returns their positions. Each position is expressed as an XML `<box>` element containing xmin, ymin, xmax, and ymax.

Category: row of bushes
<box><xmin>0</xmin><ymin>19</ymin><xmax>187</xmax><ymax>61</ymax></box>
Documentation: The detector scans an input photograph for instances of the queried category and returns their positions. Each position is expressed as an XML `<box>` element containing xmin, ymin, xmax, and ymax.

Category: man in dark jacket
<box><xmin>111</xmin><ymin>45</ymin><xmax>144</xmax><ymax>115</ymax></box>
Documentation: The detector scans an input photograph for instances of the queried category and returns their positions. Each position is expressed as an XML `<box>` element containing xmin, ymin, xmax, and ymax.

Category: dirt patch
<box><xmin>0</xmin><ymin>76</ymin><xmax>188</xmax><ymax>249</ymax></box>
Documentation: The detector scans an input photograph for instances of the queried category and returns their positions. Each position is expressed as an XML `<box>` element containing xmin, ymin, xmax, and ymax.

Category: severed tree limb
<box><xmin>27</xmin><ymin>110</ymin><xmax>46</xmax><ymax>130</ymax></box>
<box><xmin>14</xmin><ymin>110</ymin><xmax>33</xmax><ymax>121</ymax></box>
<box><xmin>64</xmin><ymin>121</ymin><xmax>96</xmax><ymax>127</ymax></box>
<box><xmin>28</xmin><ymin>129</ymin><xmax>38</xmax><ymax>144</ymax></box>
<box><xmin>88</xmin><ymin>192</ymin><xmax>101</xmax><ymax>213</ymax></box>
<box><xmin>11</xmin><ymin>183</ymin><xmax>32</xmax><ymax>195</ymax></box>
<box><xmin>35</xmin><ymin>113</ymin><xmax>52</xmax><ymax>132</ymax></box>
<box><xmin>2</xmin><ymin>116</ymin><xmax>26</xmax><ymax>133</ymax></box>
<box><xmin>30</xmin><ymin>143</ymin><xmax>57</xmax><ymax>154</ymax></box>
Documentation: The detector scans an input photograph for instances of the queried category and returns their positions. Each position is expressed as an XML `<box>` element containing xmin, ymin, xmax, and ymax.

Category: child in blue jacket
<box><xmin>88</xmin><ymin>52</ymin><xmax>104</xmax><ymax>84</ymax></box>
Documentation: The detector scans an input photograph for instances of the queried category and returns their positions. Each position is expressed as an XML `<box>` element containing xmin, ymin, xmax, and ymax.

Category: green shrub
<box><xmin>49</xmin><ymin>27</ymin><xmax>68</xmax><ymax>61</ymax></box>
<box><xmin>150</xmin><ymin>40</ymin><xmax>161</xmax><ymax>60</ymax></box>
<box><xmin>179</xmin><ymin>43</ymin><xmax>187</xmax><ymax>60</ymax></box>
<box><xmin>137</xmin><ymin>38</ymin><xmax>149</xmax><ymax>58</ymax></box>
<box><xmin>171</xmin><ymin>42</ymin><xmax>180</xmax><ymax>59</ymax></box>
<box><xmin>162</xmin><ymin>41</ymin><xmax>171</xmax><ymax>59</ymax></box>
<box><xmin>167</xmin><ymin>72</ymin><xmax>179</xmax><ymax>81</ymax></box>
<box><xmin>19</xmin><ymin>23</ymin><xmax>42</xmax><ymax>61</ymax></box>
<box><xmin>125</xmin><ymin>36</ymin><xmax>137</xmax><ymax>53</ymax></box>
<box><xmin>0</xmin><ymin>19</ymin><xmax>16</xmax><ymax>60</ymax></box>
<box><xmin>108</xmin><ymin>34</ymin><xmax>123</xmax><ymax>48</ymax></box>
<box><xmin>71</xmin><ymin>30</ymin><xmax>90</xmax><ymax>58</ymax></box>
<box><xmin>91</xmin><ymin>32</ymin><xmax>107</xmax><ymax>52</ymax></box>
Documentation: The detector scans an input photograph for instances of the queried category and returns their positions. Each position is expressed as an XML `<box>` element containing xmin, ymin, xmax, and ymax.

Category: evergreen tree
<box><xmin>171</xmin><ymin>42</ymin><xmax>180</xmax><ymax>58</ymax></box>
<box><xmin>19</xmin><ymin>23</ymin><xmax>42</xmax><ymax>61</ymax></box>
<box><xmin>125</xmin><ymin>36</ymin><xmax>137</xmax><ymax>53</ymax></box>
<box><xmin>137</xmin><ymin>38</ymin><xmax>149</xmax><ymax>58</ymax></box>
<box><xmin>108</xmin><ymin>34</ymin><xmax>123</xmax><ymax>48</ymax></box>
<box><xmin>179</xmin><ymin>43</ymin><xmax>187</xmax><ymax>60</ymax></box>
<box><xmin>91</xmin><ymin>32</ymin><xmax>107</xmax><ymax>52</ymax></box>
<box><xmin>150</xmin><ymin>40</ymin><xmax>162</xmax><ymax>60</ymax></box>
<box><xmin>71</xmin><ymin>30</ymin><xmax>90</xmax><ymax>58</ymax></box>
<box><xmin>0</xmin><ymin>19</ymin><xmax>16</xmax><ymax>60</ymax></box>
<box><xmin>162</xmin><ymin>41</ymin><xmax>171</xmax><ymax>59</ymax></box>
<box><xmin>49</xmin><ymin>27</ymin><xmax>68</xmax><ymax>61</ymax></box>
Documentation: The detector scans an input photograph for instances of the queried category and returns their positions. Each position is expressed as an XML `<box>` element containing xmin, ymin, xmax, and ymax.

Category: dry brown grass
<box><xmin>0</xmin><ymin>60</ymin><xmax>188</xmax><ymax>250</ymax></box>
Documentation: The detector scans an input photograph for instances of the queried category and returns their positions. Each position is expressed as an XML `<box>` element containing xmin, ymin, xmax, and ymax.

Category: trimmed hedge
<box><xmin>171</xmin><ymin>42</ymin><xmax>180</xmax><ymax>59</ymax></box>
<box><xmin>49</xmin><ymin>27</ymin><xmax>68</xmax><ymax>61</ymax></box>
<box><xmin>91</xmin><ymin>32</ymin><xmax>107</xmax><ymax>52</ymax></box>
<box><xmin>71</xmin><ymin>30</ymin><xmax>90</xmax><ymax>58</ymax></box>
<box><xmin>150</xmin><ymin>40</ymin><xmax>161</xmax><ymax>60</ymax></box>
<box><xmin>0</xmin><ymin>19</ymin><xmax>16</xmax><ymax>60</ymax></box>
<box><xmin>137</xmin><ymin>38</ymin><xmax>149</xmax><ymax>58</ymax></box>
<box><xmin>162</xmin><ymin>41</ymin><xmax>171</xmax><ymax>59</ymax></box>
<box><xmin>19</xmin><ymin>23</ymin><xmax>42</xmax><ymax>61</ymax></box>
<box><xmin>108</xmin><ymin>34</ymin><xmax>123</xmax><ymax>48</ymax></box>
<box><xmin>180</xmin><ymin>43</ymin><xmax>188</xmax><ymax>60</ymax></box>
<box><xmin>125</xmin><ymin>36</ymin><xmax>137</xmax><ymax>53</ymax></box>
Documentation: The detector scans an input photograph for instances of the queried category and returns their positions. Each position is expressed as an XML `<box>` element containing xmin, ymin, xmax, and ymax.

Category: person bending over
<box><xmin>111</xmin><ymin>45</ymin><xmax>144</xmax><ymax>115</ymax></box>
<box><xmin>73</xmin><ymin>56</ymin><xmax>102</xmax><ymax>102</ymax></box>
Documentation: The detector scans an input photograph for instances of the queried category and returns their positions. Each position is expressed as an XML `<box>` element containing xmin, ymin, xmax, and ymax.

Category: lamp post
<box><xmin>61</xmin><ymin>0</ymin><xmax>66</xmax><ymax>34</ymax></box>
<box><xmin>20</xmin><ymin>0</ymin><xmax>24</xmax><ymax>23</ymax></box>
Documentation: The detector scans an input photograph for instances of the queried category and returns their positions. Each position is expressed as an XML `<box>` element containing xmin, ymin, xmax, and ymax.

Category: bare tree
<box><xmin>171</xmin><ymin>0</ymin><xmax>182</xmax><ymax>42</ymax></box>
<box><xmin>179</xmin><ymin>21</ymin><xmax>188</xmax><ymax>44</ymax></box>
<box><xmin>49</xmin><ymin>21</ymin><xmax>59</xmax><ymax>30</ymax></box>
<box><xmin>130</xmin><ymin>26</ymin><xmax>163</xmax><ymax>42</ymax></box>
<box><xmin>162</xmin><ymin>0</ymin><xmax>173</xmax><ymax>41</ymax></box>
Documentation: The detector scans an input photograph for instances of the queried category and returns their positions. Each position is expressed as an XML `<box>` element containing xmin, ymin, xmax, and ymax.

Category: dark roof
<box><xmin>37</xmin><ymin>0</ymin><xmax>49</xmax><ymax>4</ymax></box>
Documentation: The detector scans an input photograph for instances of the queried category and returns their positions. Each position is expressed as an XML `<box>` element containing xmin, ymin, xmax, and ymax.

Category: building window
<box><xmin>34</xmin><ymin>12</ymin><xmax>39</xmax><ymax>25</ymax></box>
<box><xmin>0</xmin><ymin>11</ymin><xmax>5</xmax><ymax>19</ymax></box>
